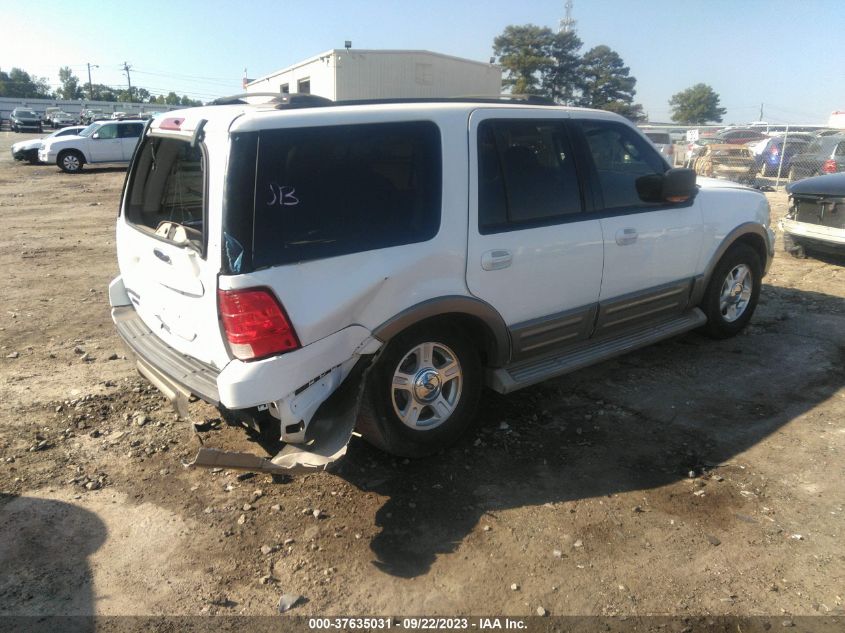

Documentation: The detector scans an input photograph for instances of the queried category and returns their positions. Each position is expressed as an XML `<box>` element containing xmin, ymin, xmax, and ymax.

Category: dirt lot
<box><xmin>0</xmin><ymin>131</ymin><xmax>843</xmax><ymax>620</ymax></box>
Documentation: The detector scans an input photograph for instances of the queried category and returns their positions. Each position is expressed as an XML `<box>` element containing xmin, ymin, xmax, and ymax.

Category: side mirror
<box><xmin>92</xmin><ymin>132</ymin><xmax>100</xmax><ymax>139</ymax></box>
<box><xmin>636</xmin><ymin>168</ymin><xmax>697</xmax><ymax>204</ymax></box>
<box><xmin>662</xmin><ymin>168</ymin><xmax>697</xmax><ymax>203</ymax></box>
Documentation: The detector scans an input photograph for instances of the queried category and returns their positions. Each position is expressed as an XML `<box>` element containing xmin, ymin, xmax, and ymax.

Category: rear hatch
<box><xmin>116</xmin><ymin>114</ymin><xmax>231</xmax><ymax>369</ymax></box>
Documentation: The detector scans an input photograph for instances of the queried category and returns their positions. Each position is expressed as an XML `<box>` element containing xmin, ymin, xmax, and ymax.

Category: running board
<box><xmin>489</xmin><ymin>308</ymin><xmax>707</xmax><ymax>394</ymax></box>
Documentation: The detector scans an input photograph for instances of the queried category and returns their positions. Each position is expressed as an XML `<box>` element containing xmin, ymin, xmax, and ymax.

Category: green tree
<box><xmin>88</xmin><ymin>83</ymin><xmax>117</xmax><ymax>101</ymax></box>
<box><xmin>541</xmin><ymin>30</ymin><xmax>584</xmax><ymax>105</ymax></box>
<box><xmin>493</xmin><ymin>24</ymin><xmax>555</xmax><ymax>95</ymax></box>
<box><xmin>58</xmin><ymin>67</ymin><xmax>83</xmax><ymax>100</ymax></box>
<box><xmin>668</xmin><ymin>83</ymin><xmax>726</xmax><ymax>124</ymax></box>
<box><xmin>578</xmin><ymin>46</ymin><xmax>642</xmax><ymax>120</ymax></box>
<box><xmin>0</xmin><ymin>67</ymin><xmax>52</xmax><ymax>98</ymax></box>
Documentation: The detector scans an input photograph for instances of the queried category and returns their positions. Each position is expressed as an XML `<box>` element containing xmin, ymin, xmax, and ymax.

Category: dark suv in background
<box><xmin>754</xmin><ymin>136</ymin><xmax>810</xmax><ymax>177</ymax></box>
<box><xmin>788</xmin><ymin>134</ymin><xmax>845</xmax><ymax>181</ymax></box>
<box><xmin>10</xmin><ymin>108</ymin><xmax>43</xmax><ymax>133</ymax></box>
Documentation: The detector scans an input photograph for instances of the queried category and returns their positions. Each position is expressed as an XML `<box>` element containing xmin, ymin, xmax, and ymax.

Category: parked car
<box><xmin>9</xmin><ymin>108</ymin><xmax>43</xmax><ymax>132</ymax></box>
<box><xmin>787</xmin><ymin>134</ymin><xmax>845</xmax><ymax>181</ymax></box>
<box><xmin>78</xmin><ymin>109</ymin><xmax>105</xmax><ymax>125</ymax></box>
<box><xmin>693</xmin><ymin>144</ymin><xmax>756</xmax><ymax>184</ymax></box>
<box><xmin>715</xmin><ymin>128</ymin><xmax>767</xmax><ymax>145</ymax></box>
<box><xmin>685</xmin><ymin>137</ymin><xmax>726</xmax><ymax>166</ymax></box>
<box><xmin>814</xmin><ymin>128</ymin><xmax>845</xmax><ymax>138</ymax></box>
<box><xmin>109</xmin><ymin>95</ymin><xmax>773</xmax><ymax>472</ymax></box>
<box><xmin>11</xmin><ymin>126</ymin><xmax>86</xmax><ymax>164</ymax></box>
<box><xmin>643</xmin><ymin>131</ymin><xmax>675</xmax><ymax>163</ymax></box>
<box><xmin>754</xmin><ymin>137</ymin><xmax>810</xmax><ymax>177</ymax></box>
<box><xmin>49</xmin><ymin>111</ymin><xmax>77</xmax><ymax>128</ymax></box>
<box><xmin>782</xmin><ymin>173</ymin><xmax>845</xmax><ymax>257</ymax></box>
<box><xmin>39</xmin><ymin>120</ymin><xmax>145</xmax><ymax>173</ymax></box>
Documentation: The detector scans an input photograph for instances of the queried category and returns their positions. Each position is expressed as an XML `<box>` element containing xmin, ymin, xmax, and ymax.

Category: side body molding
<box><xmin>689</xmin><ymin>222</ymin><xmax>774</xmax><ymax>307</ymax></box>
<box><xmin>372</xmin><ymin>295</ymin><xmax>511</xmax><ymax>367</ymax></box>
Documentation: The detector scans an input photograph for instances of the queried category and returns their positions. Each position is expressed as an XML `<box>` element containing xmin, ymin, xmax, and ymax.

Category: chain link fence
<box><xmin>640</xmin><ymin>123</ymin><xmax>845</xmax><ymax>190</ymax></box>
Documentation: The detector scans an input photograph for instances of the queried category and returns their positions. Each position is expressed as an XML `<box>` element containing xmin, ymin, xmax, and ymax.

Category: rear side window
<box><xmin>478</xmin><ymin>119</ymin><xmax>582</xmax><ymax>233</ymax></box>
<box><xmin>250</xmin><ymin>121</ymin><xmax>441</xmax><ymax>269</ymax></box>
<box><xmin>124</xmin><ymin>137</ymin><xmax>206</xmax><ymax>252</ymax></box>
<box><xmin>119</xmin><ymin>122</ymin><xmax>143</xmax><ymax>138</ymax></box>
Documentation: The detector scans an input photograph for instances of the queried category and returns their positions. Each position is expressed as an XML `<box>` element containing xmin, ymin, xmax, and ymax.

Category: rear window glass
<box><xmin>248</xmin><ymin>121</ymin><xmax>441</xmax><ymax>269</ymax></box>
<box><xmin>124</xmin><ymin>137</ymin><xmax>205</xmax><ymax>253</ymax></box>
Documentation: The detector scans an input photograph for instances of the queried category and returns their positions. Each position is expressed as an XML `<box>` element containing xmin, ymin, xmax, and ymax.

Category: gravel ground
<box><xmin>0</xmin><ymin>131</ymin><xmax>843</xmax><ymax>620</ymax></box>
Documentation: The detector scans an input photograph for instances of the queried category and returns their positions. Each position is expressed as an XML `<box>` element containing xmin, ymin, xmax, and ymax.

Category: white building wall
<box><xmin>333</xmin><ymin>51</ymin><xmax>501</xmax><ymax>100</ymax></box>
<box><xmin>246</xmin><ymin>55</ymin><xmax>336</xmax><ymax>99</ymax></box>
<box><xmin>246</xmin><ymin>50</ymin><xmax>502</xmax><ymax>101</ymax></box>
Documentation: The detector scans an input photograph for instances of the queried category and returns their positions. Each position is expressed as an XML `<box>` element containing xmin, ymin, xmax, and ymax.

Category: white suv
<box><xmin>109</xmin><ymin>95</ymin><xmax>774</xmax><ymax>472</ymax></box>
<box><xmin>39</xmin><ymin>119</ymin><xmax>145</xmax><ymax>173</ymax></box>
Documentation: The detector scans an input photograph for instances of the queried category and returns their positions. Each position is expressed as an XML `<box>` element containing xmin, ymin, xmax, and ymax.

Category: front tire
<box><xmin>701</xmin><ymin>243</ymin><xmax>762</xmax><ymax>339</ymax></box>
<box><xmin>58</xmin><ymin>150</ymin><xmax>84</xmax><ymax>173</ymax></box>
<box><xmin>357</xmin><ymin>324</ymin><xmax>482</xmax><ymax>458</ymax></box>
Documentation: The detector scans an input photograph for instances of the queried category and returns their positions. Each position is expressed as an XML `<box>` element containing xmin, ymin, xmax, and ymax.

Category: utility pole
<box><xmin>86</xmin><ymin>62</ymin><xmax>98</xmax><ymax>100</ymax></box>
<box><xmin>759</xmin><ymin>103</ymin><xmax>764</xmax><ymax>121</ymax></box>
<box><xmin>122</xmin><ymin>61</ymin><xmax>133</xmax><ymax>100</ymax></box>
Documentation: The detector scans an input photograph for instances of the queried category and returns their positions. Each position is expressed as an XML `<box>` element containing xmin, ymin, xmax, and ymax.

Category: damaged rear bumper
<box><xmin>111</xmin><ymin>299</ymin><xmax>379</xmax><ymax>472</ymax></box>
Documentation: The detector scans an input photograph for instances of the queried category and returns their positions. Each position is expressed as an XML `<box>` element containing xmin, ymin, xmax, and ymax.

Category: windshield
<box><xmin>78</xmin><ymin>123</ymin><xmax>100</xmax><ymax>137</ymax></box>
<box><xmin>17</xmin><ymin>110</ymin><xmax>38</xmax><ymax>118</ymax></box>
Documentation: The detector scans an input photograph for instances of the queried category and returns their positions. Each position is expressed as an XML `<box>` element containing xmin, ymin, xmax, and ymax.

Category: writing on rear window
<box><xmin>251</xmin><ymin>121</ymin><xmax>441</xmax><ymax>268</ymax></box>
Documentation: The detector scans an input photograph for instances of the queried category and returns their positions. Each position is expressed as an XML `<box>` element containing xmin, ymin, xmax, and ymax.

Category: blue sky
<box><xmin>3</xmin><ymin>0</ymin><xmax>843</xmax><ymax>124</ymax></box>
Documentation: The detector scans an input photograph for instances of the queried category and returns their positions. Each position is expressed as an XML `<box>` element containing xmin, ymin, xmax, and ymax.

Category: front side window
<box><xmin>247</xmin><ymin>121</ymin><xmax>441</xmax><ymax>269</ymax></box>
<box><xmin>578</xmin><ymin>120</ymin><xmax>667</xmax><ymax>210</ymax></box>
<box><xmin>96</xmin><ymin>124</ymin><xmax>118</xmax><ymax>140</ymax></box>
<box><xmin>478</xmin><ymin>119</ymin><xmax>582</xmax><ymax>233</ymax></box>
<box><xmin>124</xmin><ymin>137</ymin><xmax>205</xmax><ymax>252</ymax></box>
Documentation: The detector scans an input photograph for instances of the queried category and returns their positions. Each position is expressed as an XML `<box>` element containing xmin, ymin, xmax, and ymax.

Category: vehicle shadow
<box><xmin>335</xmin><ymin>285</ymin><xmax>845</xmax><ymax>578</ymax></box>
<box><xmin>0</xmin><ymin>493</ymin><xmax>107</xmax><ymax>632</ymax></box>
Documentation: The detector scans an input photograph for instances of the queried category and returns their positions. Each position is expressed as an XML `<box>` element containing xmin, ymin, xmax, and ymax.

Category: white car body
<box><xmin>39</xmin><ymin>120</ymin><xmax>145</xmax><ymax>171</ymax></box>
<box><xmin>109</xmin><ymin>98</ymin><xmax>774</xmax><ymax>471</ymax></box>
<box><xmin>11</xmin><ymin>126</ymin><xmax>86</xmax><ymax>162</ymax></box>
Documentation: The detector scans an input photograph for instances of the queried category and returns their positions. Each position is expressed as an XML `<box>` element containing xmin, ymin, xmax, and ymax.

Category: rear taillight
<box><xmin>218</xmin><ymin>288</ymin><xmax>300</xmax><ymax>361</ymax></box>
<box><xmin>822</xmin><ymin>159</ymin><xmax>837</xmax><ymax>174</ymax></box>
<box><xmin>769</xmin><ymin>145</ymin><xmax>779</xmax><ymax>156</ymax></box>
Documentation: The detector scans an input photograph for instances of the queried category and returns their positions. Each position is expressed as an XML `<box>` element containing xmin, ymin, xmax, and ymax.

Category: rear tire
<box><xmin>701</xmin><ymin>243</ymin><xmax>762</xmax><ymax>339</ymax></box>
<box><xmin>58</xmin><ymin>150</ymin><xmax>84</xmax><ymax>173</ymax></box>
<box><xmin>357</xmin><ymin>324</ymin><xmax>482</xmax><ymax>458</ymax></box>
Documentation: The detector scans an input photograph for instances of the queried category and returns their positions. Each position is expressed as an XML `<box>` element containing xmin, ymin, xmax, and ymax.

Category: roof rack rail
<box><xmin>210</xmin><ymin>92</ymin><xmax>559</xmax><ymax>109</ymax></box>
<box><xmin>210</xmin><ymin>92</ymin><xmax>334</xmax><ymax>108</ymax></box>
<box><xmin>330</xmin><ymin>94</ymin><xmax>559</xmax><ymax>107</ymax></box>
